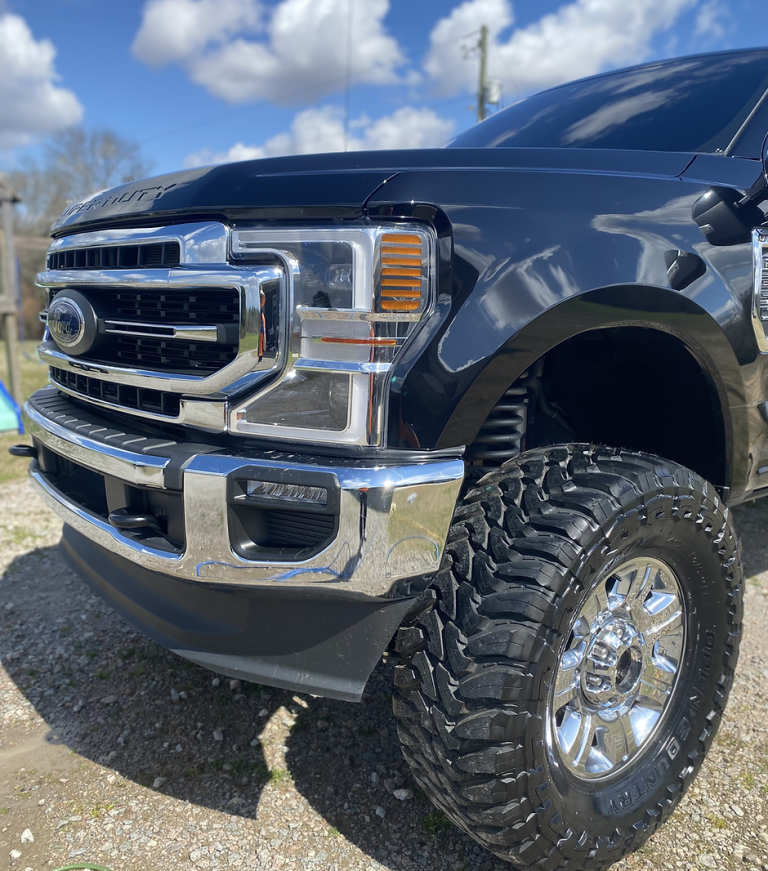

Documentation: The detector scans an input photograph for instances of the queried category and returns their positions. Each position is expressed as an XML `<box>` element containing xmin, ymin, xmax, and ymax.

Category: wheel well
<box><xmin>465</xmin><ymin>327</ymin><xmax>728</xmax><ymax>488</ymax></box>
<box><xmin>528</xmin><ymin>327</ymin><xmax>727</xmax><ymax>487</ymax></box>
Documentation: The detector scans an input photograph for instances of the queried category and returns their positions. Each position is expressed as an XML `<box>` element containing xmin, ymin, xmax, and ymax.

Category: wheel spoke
<box><xmin>637</xmin><ymin>658</ymin><xmax>676</xmax><ymax>707</ymax></box>
<box><xmin>641</xmin><ymin>599</ymin><xmax>683</xmax><ymax>638</ymax></box>
<box><xmin>580</xmin><ymin>579</ymin><xmax>611</xmax><ymax>626</ymax></box>
<box><xmin>559</xmin><ymin>709</ymin><xmax>596</xmax><ymax>771</ymax></box>
<box><xmin>624</xmin><ymin>561</ymin><xmax>654</xmax><ymax>606</ymax></box>
<box><xmin>600</xmin><ymin>713</ymin><xmax>639</xmax><ymax>765</ymax></box>
<box><xmin>553</xmin><ymin>662</ymin><xmax>579</xmax><ymax>709</ymax></box>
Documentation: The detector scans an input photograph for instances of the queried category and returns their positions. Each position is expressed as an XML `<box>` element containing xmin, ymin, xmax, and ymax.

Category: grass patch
<box><xmin>268</xmin><ymin>768</ymin><xmax>290</xmax><ymax>784</ymax></box>
<box><xmin>327</xmin><ymin>826</ymin><xmax>341</xmax><ymax>839</ymax></box>
<box><xmin>0</xmin><ymin>524</ymin><xmax>40</xmax><ymax>545</ymax></box>
<box><xmin>0</xmin><ymin>808</ymin><xmax>8</xmax><ymax>815</ymax></box>
<box><xmin>96</xmin><ymin>670</ymin><xmax>109</xmax><ymax>680</ymax></box>
<box><xmin>89</xmin><ymin>802</ymin><xmax>115</xmax><ymax>818</ymax></box>
<box><xmin>422</xmin><ymin>810</ymin><xmax>452</xmax><ymax>836</ymax></box>
<box><xmin>0</xmin><ymin>339</ymin><xmax>50</xmax><ymax>485</ymax></box>
<box><xmin>129</xmin><ymin>666</ymin><xmax>145</xmax><ymax>677</ymax></box>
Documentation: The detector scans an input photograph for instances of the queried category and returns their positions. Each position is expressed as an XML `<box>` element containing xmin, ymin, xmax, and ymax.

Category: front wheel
<box><xmin>392</xmin><ymin>445</ymin><xmax>743</xmax><ymax>869</ymax></box>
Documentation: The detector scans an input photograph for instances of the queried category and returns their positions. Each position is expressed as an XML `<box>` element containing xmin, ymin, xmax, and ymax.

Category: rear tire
<box><xmin>392</xmin><ymin>445</ymin><xmax>743</xmax><ymax>869</ymax></box>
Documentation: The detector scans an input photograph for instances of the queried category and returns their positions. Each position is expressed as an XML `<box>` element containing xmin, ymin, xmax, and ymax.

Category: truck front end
<box><xmin>23</xmin><ymin>193</ymin><xmax>463</xmax><ymax>702</ymax></box>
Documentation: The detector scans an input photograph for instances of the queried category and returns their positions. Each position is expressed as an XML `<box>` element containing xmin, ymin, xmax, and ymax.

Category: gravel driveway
<box><xmin>1</xmin><ymin>474</ymin><xmax>767</xmax><ymax>871</ymax></box>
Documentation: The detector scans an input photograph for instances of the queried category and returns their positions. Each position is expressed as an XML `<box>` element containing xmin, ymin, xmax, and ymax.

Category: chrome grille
<box><xmin>38</xmin><ymin>222</ymin><xmax>285</xmax><ymax>429</ymax></box>
<box><xmin>49</xmin><ymin>286</ymin><xmax>240</xmax><ymax>375</ymax></box>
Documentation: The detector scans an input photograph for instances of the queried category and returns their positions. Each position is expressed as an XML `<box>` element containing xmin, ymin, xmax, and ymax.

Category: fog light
<box><xmin>245</xmin><ymin>480</ymin><xmax>328</xmax><ymax>506</ymax></box>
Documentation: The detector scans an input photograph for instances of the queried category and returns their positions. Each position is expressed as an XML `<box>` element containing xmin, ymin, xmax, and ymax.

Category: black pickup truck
<box><xmin>16</xmin><ymin>47</ymin><xmax>768</xmax><ymax>869</ymax></box>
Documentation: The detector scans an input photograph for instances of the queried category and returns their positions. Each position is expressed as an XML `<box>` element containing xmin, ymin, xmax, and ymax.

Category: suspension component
<box><xmin>465</xmin><ymin>372</ymin><xmax>530</xmax><ymax>481</ymax></box>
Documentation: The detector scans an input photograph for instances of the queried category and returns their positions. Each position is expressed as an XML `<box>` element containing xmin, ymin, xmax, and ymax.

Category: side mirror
<box><xmin>692</xmin><ymin>185</ymin><xmax>766</xmax><ymax>246</ymax></box>
<box><xmin>691</xmin><ymin>136</ymin><xmax>768</xmax><ymax>246</ymax></box>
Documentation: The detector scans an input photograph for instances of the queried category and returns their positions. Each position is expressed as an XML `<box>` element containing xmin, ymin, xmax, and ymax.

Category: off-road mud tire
<box><xmin>392</xmin><ymin>444</ymin><xmax>743</xmax><ymax>869</ymax></box>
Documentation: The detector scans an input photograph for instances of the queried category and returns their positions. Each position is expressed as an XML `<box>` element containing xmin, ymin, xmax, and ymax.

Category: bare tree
<box><xmin>11</xmin><ymin>127</ymin><xmax>152</xmax><ymax>236</ymax></box>
<box><xmin>9</xmin><ymin>127</ymin><xmax>151</xmax><ymax>338</ymax></box>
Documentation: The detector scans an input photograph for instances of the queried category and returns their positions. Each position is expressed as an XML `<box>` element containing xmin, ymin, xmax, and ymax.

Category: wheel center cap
<box><xmin>582</xmin><ymin>617</ymin><xmax>643</xmax><ymax>706</ymax></box>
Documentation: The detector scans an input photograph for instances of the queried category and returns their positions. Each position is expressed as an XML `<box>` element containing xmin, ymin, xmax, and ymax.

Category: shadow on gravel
<box><xmin>1</xmin><ymin>541</ymin><xmax>485</xmax><ymax>869</ymax></box>
<box><xmin>281</xmin><ymin>671</ymin><xmax>487</xmax><ymax>869</ymax></box>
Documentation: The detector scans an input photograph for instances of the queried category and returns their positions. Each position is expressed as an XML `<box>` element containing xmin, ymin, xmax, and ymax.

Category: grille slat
<box><xmin>51</xmin><ymin>367</ymin><xmax>181</xmax><ymax>419</ymax></box>
<box><xmin>48</xmin><ymin>242</ymin><xmax>181</xmax><ymax>271</ymax></box>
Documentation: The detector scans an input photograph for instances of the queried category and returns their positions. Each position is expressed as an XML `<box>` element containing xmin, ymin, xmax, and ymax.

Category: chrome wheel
<box><xmin>548</xmin><ymin>557</ymin><xmax>686</xmax><ymax>780</ymax></box>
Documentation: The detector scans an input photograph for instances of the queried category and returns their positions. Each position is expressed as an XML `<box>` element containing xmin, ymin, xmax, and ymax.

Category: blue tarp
<box><xmin>0</xmin><ymin>379</ymin><xmax>22</xmax><ymax>433</ymax></box>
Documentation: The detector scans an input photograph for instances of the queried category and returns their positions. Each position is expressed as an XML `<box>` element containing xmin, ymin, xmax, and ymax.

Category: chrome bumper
<box><xmin>23</xmin><ymin>399</ymin><xmax>464</xmax><ymax>596</ymax></box>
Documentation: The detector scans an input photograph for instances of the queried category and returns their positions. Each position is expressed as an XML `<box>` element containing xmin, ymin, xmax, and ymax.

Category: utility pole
<box><xmin>0</xmin><ymin>175</ymin><xmax>22</xmax><ymax>407</ymax></box>
<box><xmin>477</xmin><ymin>24</ymin><xmax>488</xmax><ymax>123</ymax></box>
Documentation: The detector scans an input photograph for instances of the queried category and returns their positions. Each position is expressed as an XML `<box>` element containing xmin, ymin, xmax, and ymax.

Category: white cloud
<box><xmin>0</xmin><ymin>13</ymin><xmax>83</xmax><ymax>153</ymax></box>
<box><xmin>424</xmin><ymin>0</ymin><xmax>698</xmax><ymax>100</ymax></box>
<box><xmin>133</xmin><ymin>0</ymin><xmax>407</xmax><ymax>105</ymax></box>
<box><xmin>694</xmin><ymin>0</ymin><xmax>731</xmax><ymax>42</ymax></box>
<box><xmin>184</xmin><ymin>104</ymin><xmax>454</xmax><ymax>167</ymax></box>
<box><xmin>132</xmin><ymin>0</ymin><xmax>263</xmax><ymax>67</ymax></box>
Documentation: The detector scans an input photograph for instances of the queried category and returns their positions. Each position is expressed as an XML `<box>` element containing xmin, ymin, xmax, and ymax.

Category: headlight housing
<box><xmin>229</xmin><ymin>224</ymin><xmax>435</xmax><ymax>446</ymax></box>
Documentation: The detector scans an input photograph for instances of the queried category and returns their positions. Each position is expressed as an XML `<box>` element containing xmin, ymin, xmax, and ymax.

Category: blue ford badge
<box><xmin>48</xmin><ymin>297</ymin><xmax>86</xmax><ymax>348</ymax></box>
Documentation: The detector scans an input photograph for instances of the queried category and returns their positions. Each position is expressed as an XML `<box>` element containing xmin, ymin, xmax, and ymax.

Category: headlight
<box><xmin>229</xmin><ymin>225</ymin><xmax>434</xmax><ymax>446</ymax></box>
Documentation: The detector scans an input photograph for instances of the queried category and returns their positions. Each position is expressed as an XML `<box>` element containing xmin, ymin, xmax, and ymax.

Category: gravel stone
<box><xmin>20</xmin><ymin>829</ymin><xmax>33</xmax><ymax>843</ymax></box>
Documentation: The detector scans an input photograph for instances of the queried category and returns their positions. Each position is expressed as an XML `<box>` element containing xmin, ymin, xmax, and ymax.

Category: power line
<box><xmin>342</xmin><ymin>0</ymin><xmax>355</xmax><ymax>151</ymax></box>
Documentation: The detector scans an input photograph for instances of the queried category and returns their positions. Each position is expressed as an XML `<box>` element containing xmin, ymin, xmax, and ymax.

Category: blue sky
<box><xmin>1</xmin><ymin>0</ymin><xmax>768</xmax><ymax>177</ymax></box>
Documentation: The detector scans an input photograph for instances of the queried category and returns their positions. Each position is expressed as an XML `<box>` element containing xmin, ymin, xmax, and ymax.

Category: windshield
<box><xmin>450</xmin><ymin>51</ymin><xmax>768</xmax><ymax>155</ymax></box>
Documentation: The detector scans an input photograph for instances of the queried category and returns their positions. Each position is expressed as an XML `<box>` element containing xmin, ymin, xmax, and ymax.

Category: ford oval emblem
<box><xmin>48</xmin><ymin>297</ymin><xmax>86</xmax><ymax>348</ymax></box>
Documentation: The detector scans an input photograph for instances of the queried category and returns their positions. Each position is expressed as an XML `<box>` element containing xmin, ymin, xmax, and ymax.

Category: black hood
<box><xmin>51</xmin><ymin>147</ymin><xmax>696</xmax><ymax>236</ymax></box>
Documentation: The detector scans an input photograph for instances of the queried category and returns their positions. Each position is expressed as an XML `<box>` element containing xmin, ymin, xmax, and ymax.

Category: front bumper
<box><xmin>23</xmin><ymin>387</ymin><xmax>464</xmax><ymax>597</ymax></box>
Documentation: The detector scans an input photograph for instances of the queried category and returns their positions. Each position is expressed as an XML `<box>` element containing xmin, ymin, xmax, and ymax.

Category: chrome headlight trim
<box><xmin>229</xmin><ymin>223</ymin><xmax>436</xmax><ymax>447</ymax></box>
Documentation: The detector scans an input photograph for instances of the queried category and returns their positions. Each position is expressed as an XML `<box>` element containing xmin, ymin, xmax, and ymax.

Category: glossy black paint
<box><xmin>451</xmin><ymin>49</ymin><xmax>768</xmax><ymax>156</ymax></box>
<box><xmin>372</xmin><ymin>155</ymin><xmax>767</xmax><ymax>503</ymax></box>
<box><xmin>49</xmin><ymin>51</ymin><xmax>768</xmax><ymax>506</ymax></box>
<box><xmin>52</xmin><ymin>147</ymin><xmax>695</xmax><ymax>235</ymax></box>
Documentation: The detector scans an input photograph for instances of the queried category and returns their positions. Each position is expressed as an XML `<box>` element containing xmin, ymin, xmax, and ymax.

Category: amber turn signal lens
<box><xmin>378</xmin><ymin>232</ymin><xmax>425</xmax><ymax>313</ymax></box>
